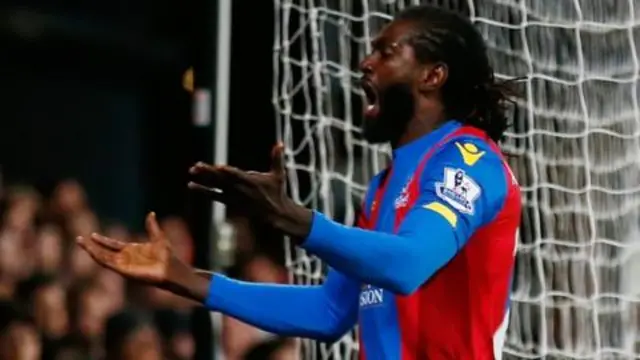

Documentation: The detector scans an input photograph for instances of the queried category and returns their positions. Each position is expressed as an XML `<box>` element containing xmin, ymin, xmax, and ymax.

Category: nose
<box><xmin>359</xmin><ymin>55</ymin><xmax>373</xmax><ymax>76</ymax></box>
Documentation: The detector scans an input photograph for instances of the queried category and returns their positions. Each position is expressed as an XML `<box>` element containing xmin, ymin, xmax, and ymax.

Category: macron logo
<box><xmin>360</xmin><ymin>285</ymin><xmax>385</xmax><ymax>307</ymax></box>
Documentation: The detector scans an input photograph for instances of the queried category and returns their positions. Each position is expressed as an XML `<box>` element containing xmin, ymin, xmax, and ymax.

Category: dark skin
<box><xmin>76</xmin><ymin>19</ymin><xmax>450</xmax><ymax>304</ymax></box>
<box><xmin>361</xmin><ymin>20</ymin><xmax>448</xmax><ymax>146</ymax></box>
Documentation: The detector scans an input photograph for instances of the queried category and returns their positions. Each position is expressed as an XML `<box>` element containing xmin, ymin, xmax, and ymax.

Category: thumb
<box><xmin>270</xmin><ymin>142</ymin><xmax>285</xmax><ymax>177</ymax></box>
<box><xmin>145</xmin><ymin>212</ymin><xmax>163</xmax><ymax>241</ymax></box>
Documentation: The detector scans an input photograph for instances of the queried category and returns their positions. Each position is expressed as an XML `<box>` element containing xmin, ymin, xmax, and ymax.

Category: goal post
<box><xmin>273</xmin><ymin>0</ymin><xmax>640</xmax><ymax>359</ymax></box>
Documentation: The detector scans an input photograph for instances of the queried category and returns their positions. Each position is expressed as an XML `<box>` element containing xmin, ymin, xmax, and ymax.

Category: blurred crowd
<box><xmin>0</xmin><ymin>180</ymin><xmax>296</xmax><ymax>360</ymax></box>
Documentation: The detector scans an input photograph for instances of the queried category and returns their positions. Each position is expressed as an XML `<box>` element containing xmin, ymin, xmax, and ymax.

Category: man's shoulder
<box><xmin>421</xmin><ymin>135</ymin><xmax>515</xmax><ymax>219</ymax></box>
<box><xmin>432</xmin><ymin>135</ymin><xmax>519</xmax><ymax>190</ymax></box>
<box><xmin>433</xmin><ymin>135</ymin><xmax>503</xmax><ymax>169</ymax></box>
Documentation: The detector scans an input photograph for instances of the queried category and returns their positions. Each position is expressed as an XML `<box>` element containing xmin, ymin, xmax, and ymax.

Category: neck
<box><xmin>391</xmin><ymin>102</ymin><xmax>446</xmax><ymax>149</ymax></box>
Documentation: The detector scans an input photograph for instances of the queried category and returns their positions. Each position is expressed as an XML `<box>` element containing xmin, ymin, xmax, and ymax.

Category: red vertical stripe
<box><xmin>359</xmin><ymin>125</ymin><xmax>500</xmax><ymax>359</ymax></box>
<box><xmin>369</xmin><ymin>168</ymin><xmax>393</xmax><ymax>228</ymax></box>
<box><xmin>358</xmin><ymin>329</ymin><xmax>366</xmax><ymax>360</ymax></box>
<box><xmin>392</xmin><ymin>126</ymin><xmax>493</xmax><ymax>359</ymax></box>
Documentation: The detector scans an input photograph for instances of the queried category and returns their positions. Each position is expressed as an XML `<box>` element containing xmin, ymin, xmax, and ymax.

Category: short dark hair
<box><xmin>396</xmin><ymin>5</ymin><xmax>519</xmax><ymax>142</ymax></box>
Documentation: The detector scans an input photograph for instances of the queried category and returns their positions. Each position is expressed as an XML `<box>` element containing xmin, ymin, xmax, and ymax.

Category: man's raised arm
<box><xmin>294</xmin><ymin>140</ymin><xmax>509</xmax><ymax>295</ymax></box>
<box><xmin>187</xmin><ymin>142</ymin><xmax>506</xmax><ymax>296</ymax></box>
<box><xmin>76</xmin><ymin>213</ymin><xmax>359</xmax><ymax>341</ymax></box>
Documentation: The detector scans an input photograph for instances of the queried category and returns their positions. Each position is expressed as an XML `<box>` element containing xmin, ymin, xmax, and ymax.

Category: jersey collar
<box><xmin>392</xmin><ymin>120</ymin><xmax>462</xmax><ymax>161</ymax></box>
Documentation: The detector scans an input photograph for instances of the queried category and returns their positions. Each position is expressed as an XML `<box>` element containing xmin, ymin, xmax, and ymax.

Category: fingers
<box><xmin>145</xmin><ymin>212</ymin><xmax>163</xmax><ymax>240</ymax></box>
<box><xmin>194</xmin><ymin>268</ymin><xmax>214</xmax><ymax>279</ymax></box>
<box><xmin>187</xmin><ymin>182</ymin><xmax>229</xmax><ymax>203</ymax></box>
<box><xmin>76</xmin><ymin>236</ymin><xmax>118</xmax><ymax>271</ymax></box>
<box><xmin>189</xmin><ymin>162</ymin><xmax>238</xmax><ymax>180</ymax></box>
<box><xmin>90</xmin><ymin>233</ymin><xmax>126</xmax><ymax>251</ymax></box>
<box><xmin>189</xmin><ymin>162</ymin><xmax>217</xmax><ymax>175</ymax></box>
<box><xmin>189</xmin><ymin>162</ymin><xmax>248</xmax><ymax>187</ymax></box>
<box><xmin>190</xmin><ymin>162</ymin><xmax>254</xmax><ymax>186</ymax></box>
<box><xmin>270</xmin><ymin>142</ymin><xmax>285</xmax><ymax>177</ymax></box>
<box><xmin>189</xmin><ymin>162</ymin><xmax>225</xmax><ymax>185</ymax></box>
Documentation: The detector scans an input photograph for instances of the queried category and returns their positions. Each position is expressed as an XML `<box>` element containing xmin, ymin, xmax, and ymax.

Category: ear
<box><xmin>418</xmin><ymin>62</ymin><xmax>448</xmax><ymax>93</ymax></box>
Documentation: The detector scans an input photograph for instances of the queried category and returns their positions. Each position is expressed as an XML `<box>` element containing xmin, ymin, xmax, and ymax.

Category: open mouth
<box><xmin>361</xmin><ymin>80</ymin><xmax>380</xmax><ymax>118</ymax></box>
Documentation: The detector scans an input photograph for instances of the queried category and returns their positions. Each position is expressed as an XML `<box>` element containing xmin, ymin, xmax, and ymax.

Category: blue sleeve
<box><xmin>205</xmin><ymin>269</ymin><xmax>359</xmax><ymax>341</ymax></box>
<box><xmin>302</xmin><ymin>139</ymin><xmax>508</xmax><ymax>295</ymax></box>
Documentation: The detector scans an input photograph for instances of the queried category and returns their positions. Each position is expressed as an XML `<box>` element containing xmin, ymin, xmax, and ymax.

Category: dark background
<box><xmin>0</xmin><ymin>0</ymin><xmax>276</xmax><ymax>228</ymax></box>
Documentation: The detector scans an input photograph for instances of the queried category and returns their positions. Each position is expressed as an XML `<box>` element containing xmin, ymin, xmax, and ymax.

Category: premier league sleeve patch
<box><xmin>435</xmin><ymin>168</ymin><xmax>481</xmax><ymax>215</ymax></box>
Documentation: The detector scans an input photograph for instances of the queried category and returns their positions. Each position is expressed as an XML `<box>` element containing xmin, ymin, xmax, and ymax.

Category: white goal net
<box><xmin>272</xmin><ymin>0</ymin><xmax>640</xmax><ymax>359</ymax></box>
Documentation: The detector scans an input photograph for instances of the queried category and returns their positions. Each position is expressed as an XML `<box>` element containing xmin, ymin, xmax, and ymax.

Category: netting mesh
<box><xmin>272</xmin><ymin>0</ymin><xmax>640</xmax><ymax>359</ymax></box>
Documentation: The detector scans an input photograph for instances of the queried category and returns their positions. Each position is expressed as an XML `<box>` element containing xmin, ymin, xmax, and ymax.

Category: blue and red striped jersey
<box><xmin>206</xmin><ymin>120</ymin><xmax>520</xmax><ymax>360</ymax></box>
<box><xmin>353</xmin><ymin>120</ymin><xmax>520</xmax><ymax>359</ymax></box>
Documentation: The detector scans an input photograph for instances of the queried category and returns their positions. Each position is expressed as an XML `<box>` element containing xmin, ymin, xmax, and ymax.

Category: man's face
<box><xmin>359</xmin><ymin>20</ymin><xmax>421</xmax><ymax>144</ymax></box>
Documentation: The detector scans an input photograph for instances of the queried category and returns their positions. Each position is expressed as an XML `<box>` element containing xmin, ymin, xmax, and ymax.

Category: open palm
<box><xmin>76</xmin><ymin>212</ymin><xmax>173</xmax><ymax>285</ymax></box>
